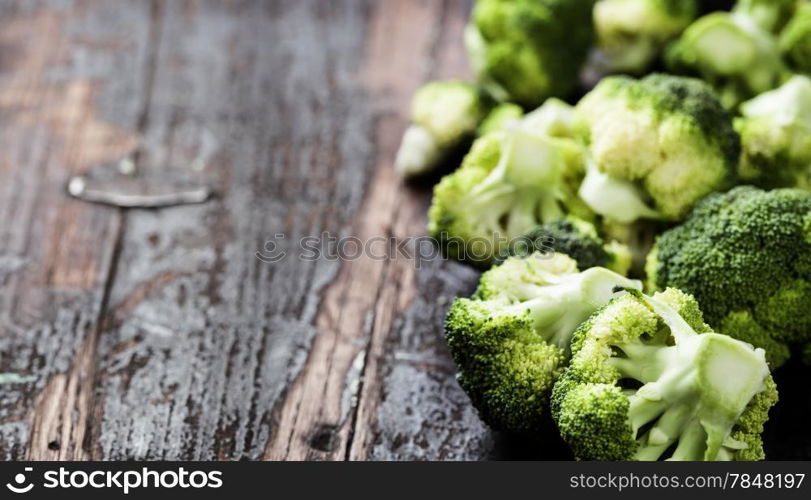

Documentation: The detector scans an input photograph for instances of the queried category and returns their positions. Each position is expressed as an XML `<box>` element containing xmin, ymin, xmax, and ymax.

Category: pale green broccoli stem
<box><xmin>594</xmin><ymin>0</ymin><xmax>697</xmax><ymax>73</ymax></box>
<box><xmin>739</xmin><ymin>75</ymin><xmax>811</xmax><ymax>123</ymax></box>
<box><xmin>503</xmin><ymin>268</ymin><xmax>642</xmax><ymax>351</ymax></box>
<box><xmin>780</xmin><ymin>4</ymin><xmax>811</xmax><ymax>74</ymax></box>
<box><xmin>395</xmin><ymin>81</ymin><xmax>489</xmax><ymax>177</ymax></box>
<box><xmin>395</xmin><ymin>125</ymin><xmax>443</xmax><ymax>177</ymax></box>
<box><xmin>466</xmin><ymin>129</ymin><xmax>572</xmax><ymax>240</ymax></box>
<box><xmin>736</xmin><ymin>75</ymin><xmax>811</xmax><ymax>186</ymax></box>
<box><xmin>579</xmin><ymin>160</ymin><xmax>662</xmax><ymax>224</ymax></box>
<box><xmin>521</xmin><ymin>98</ymin><xmax>578</xmax><ymax>138</ymax></box>
<box><xmin>611</xmin><ymin>293</ymin><xmax>771</xmax><ymax>460</ymax></box>
<box><xmin>733</xmin><ymin>0</ymin><xmax>797</xmax><ymax>33</ymax></box>
<box><xmin>478</xmin><ymin>103</ymin><xmax>524</xmax><ymax>136</ymax></box>
<box><xmin>668</xmin><ymin>12</ymin><xmax>786</xmax><ymax>108</ymax></box>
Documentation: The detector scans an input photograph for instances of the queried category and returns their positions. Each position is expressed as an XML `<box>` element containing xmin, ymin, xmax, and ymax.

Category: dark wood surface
<box><xmin>0</xmin><ymin>0</ymin><xmax>807</xmax><ymax>461</ymax></box>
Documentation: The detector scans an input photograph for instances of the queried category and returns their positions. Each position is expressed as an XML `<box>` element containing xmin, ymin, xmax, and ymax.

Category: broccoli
<box><xmin>551</xmin><ymin>288</ymin><xmax>778</xmax><ymax>461</ymax></box>
<box><xmin>593</xmin><ymin>0</ymin><xmax>698</xmax><ymax>74</ymax></box>
<box><xmin>445</xmin><ymin>252</ymin><xmax>642</xmax><ymax>433</ymax></box>
<box><xmin>477</xmin><ymin>103</ymin><xmax>524</xmax><ymax>137</ymax></box>
<box><xmin>428</xmin><ymin>99</ymin><xmax>592</xmax><ymax>267</ymax></box>
<box><xmin>395</xmin><ymin>81</ymin><xmax>493</xmax><ymax>177</ymax></box>
<box><xmin>464</xmin><ymin>0</ymin><xmax>596</xmax><ymax>108</ymax></box>
<box><xmin>575</xmin><ymin>74</ymin><xmax>740</xmax><ymax>224</ymax></box>
<box><xmin>647</xmin><ymin>186</ymin><xmax>811</xmax><ymax>368</ymax></box>
<box><xmin>666</xmin><ymin>11</ymin><xmax>788</xmax><ymax>108</ymax></box>
<box><xmin>495</xmin><ymin>218</ymin><xmax>632</xmax><ymax>276</ymax></box>
<box><xmin>780</xmin><ymin>3</ymin><xmax>811</xmax><ymax>74</ymax></box>
<box><xmin>733</xmin><ymin>0</ymin><xmax>798</xmax><ymax>33</ymax></box>
<box><xmin>734</xmin><ymin>75</ymin><xmax>811</xmax><ymax>189</ymax></box>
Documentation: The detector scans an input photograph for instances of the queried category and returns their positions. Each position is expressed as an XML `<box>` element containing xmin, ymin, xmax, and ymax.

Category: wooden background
<box><xmin>0</xmin><ymin>0</ymin><xmax>807</xmax><ymax>461</ymax></box>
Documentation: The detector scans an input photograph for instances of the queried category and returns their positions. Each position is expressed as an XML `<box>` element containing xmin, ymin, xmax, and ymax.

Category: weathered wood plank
<box><xmin>0</xmin><ymin>0</ymin><xmax>153</xmax><ymax>459</ymax></box>
<box><xmin>264</xmin><ymin>0</ymin><xmax>458</xmax><ymax>462</ymax></box>
<box><xmin>86</xmin><ymin>0</ymin><xmax>379</xmax><ymax>460</ymax></box>
<box><xmin>344</xmin><ymin>0</ymin><xmax>506</xmax><ymax>461</ymax></box>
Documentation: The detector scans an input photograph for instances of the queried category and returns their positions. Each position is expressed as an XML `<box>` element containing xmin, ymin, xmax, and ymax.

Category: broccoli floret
<box><xmin>495</xmin><ymin>218</ymin><xmax>632</xmax><ymax>275</ymax></box>
<box><xmin>551</xmin><ymin>288</ymin><xmax>778</xmax><ymax>461</ymax></box>
<box><xmin>395</xmin><ymin>81</ymin><xmax>493</xmax><ymax>177</ymax></box>
<box><xmin>666</xmin><ymin>11</ymin><xmax>788</xmax><ymax>108</ymax></box>
<box><xmin>429</xmin><ymin>99</ymin><xmax>592</xmax><ymax>267</ymax></box>
<box><xmin>593</xmin><ymin>0</ymin><xmax>698</xmax><ymax>74</ymax></box>
<box><xmin>780</xmin><ymin>3</ymin><xmax>811</xmax><ymax>74</ymax></box>
<box><xmin>733</xmin><ymin>0</ymin><xmax>798</xmax><ymax>33</ymax></box>
<box><xmin>734</xmin><ymin>75</ymin><xmax>811</xmax><ymax>189</ymax></box>
<box><xmin>445</xmin><ymin>252</ymin><xmax>642</xmax><ymax>433</ymax></box>
<box><xmin>647</xmin><ymin>186</ymin><xmax>811</xmax><ymax>368</ymax></box>
<box><xmin>465</xmin><ymin>0</ymin><xmax>596</xmax><ymax>108</ymax></box>
<box><xmin>575</xmin><ymin>74</ymin><xmax>739</xmax><ymax>223</ymax></box>
<box><xmin>478</xmin><ymin>102</ymin><xmax>524</xmax><ymax>136</ymax></box>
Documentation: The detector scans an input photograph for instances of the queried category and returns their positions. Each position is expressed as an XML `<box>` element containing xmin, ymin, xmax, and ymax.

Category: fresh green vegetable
<box><xmin>734</xmin><ymin>75</ymin><xmax>811</xmax><ymax>189</ymax></box>
<box><xmin>445</xmin><ymin>252</ymin><xmax>641</xmax><ymax>433</ymax></box>
<box><xmin>666</xmin><ymin>11</ymin><xmax>788</xmax><ymax>108</ymax></box>
<box><xmin>647</xmin><ymin>186</ymin><xmax>811</xmax><ymax>367</ymax></box>
<box><xmin>395</xmin><ymin>81</ymin><xmax>493</xmax><ymax>177</ymax></box>
<box><xmin>733</xmin><ymin>0</ymin><xmax>798</xmax><ymax>33</ymax></box>
<box><xmin>780</xmin><ymin>3</ymin><xmax>811</xmax><ymax>74</ymax></box>
<box><xmin>593</xmin><ymin>0</ymin><xmax>698</xmax><ymax>74</ymax></box>
<box><xmin>465</xmin><ymin>0</ymin><xmax>596</xmax><ymax>108</ymax></box>
<box><xmin>575</xmin><ymin>74</ymin><xmax>739</xmax><ymax>224</ymax></box>
<box><xmin>495</xmin><ymin>217</ymin><xmax>632</xmax><ymax>276</ymax></box>
<box><xmin>428</xmin><ymin>98</ymin><xmax>592</xmax><ymax>267</ymax></box>
<box><xmin>551</xmin><ymin>288</ymin><xmax>778</xmax><ymax>461</ymax></box>
<box><xmin>478</xmin><ymin>103</ymin><xmax>524</xmax><ymax>136</ymax></box>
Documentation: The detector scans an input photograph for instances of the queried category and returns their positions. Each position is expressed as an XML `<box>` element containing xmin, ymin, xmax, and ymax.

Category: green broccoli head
<box><xmin>465</xmin><ymin>0</ymin><xmax>596</xmax><ymax>107</ymax></box>
<box><xmin>495</xmin><ymin>218</ymin><xmax>632</xmax><ymax>275</ymax></box>
<box><xmin>647</xmin><ymin>186</ymin><xmax>811</xmax><ymax>368</ymax></box>
<box><xmin>551</xmin><ymin>288</ymin><xmax>778</xmax><ymax>461</ymax></box>
<box><xmin>594</xmin><ymin>0</ymin><xmax>698</xmax><ymax>74</ymax></box>
<box><xmin>666</xmin><ymin>11</ymin><xmax>788</xmax><ymax>109</ymax></box>
<box><xmin>395</xmin><ymin>81</ymin><xmax>493</xmax><ymax>177</ymax></box>
<box><xmin>445</xmin><ymin>253</ymin><xmax>641</xmax><ymax>433</ymax></box>
<box><xmin>780</xmin><ymin>3</ymin><xmax>811</xmax><ymax>74</ymax></box>
<box><xmin>734</xmin><ymin>75</ymin><xmax>811</xmax><ymax>189</ymax></box>
<box><xmin>429</xmin><ymin>99</ymin><xmax>593</xmax><ymax>267</ymax></box>
<box><xmin>576</xmin><ymin>74</ymin><xmax>739</xmax><ymax>223</ymax></box>
<box><xmin>733</xmin><ymin>0</ymin><xmax>799</xmax><ymax>33</ymax></box>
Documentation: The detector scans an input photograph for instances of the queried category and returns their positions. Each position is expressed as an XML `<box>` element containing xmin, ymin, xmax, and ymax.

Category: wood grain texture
<box><xmin>88</xmin><ymin>0</ymin><xmax>378</xmax><ymax>460</ymax></box>
<box><xmin>0</xmin><ymin>0</ymin><xmax>149</xmax><ymax>460</ymax></box>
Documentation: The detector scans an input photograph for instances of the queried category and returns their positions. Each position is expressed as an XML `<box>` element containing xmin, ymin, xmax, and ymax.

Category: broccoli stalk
<box><xmin>593</xmin><ymin>0</ymin><xmax>698</xmax><ymax>74</ymax></box>
<box><xmin>666</xmin><ymin>11</ymin><xmax>788</xmax><ymax>108</ymax></box>
<box><xmin>733</xmin><ymin>0</ymin><xmax>798</xmax><ymax>33</ymax></box>
<box><xmin>780</xmin><ymin>3</ymin><xmax>811</xmax><ymax>75</ymax></box>
<box><xmin>446</xmin><ymin>253</ymin><xmax>641</xmax><ymax>433</ymax></box>
<box><xmin>618</xmin><ymin>292</ymin><xmax>772</xmax><ymax>460</ymax></box>
<box><xmin>734</xmin><ymin>75</ymin><xmax>811</xmax><ymax>189</ymax></box>
<box><xmin>477</xmin><ymin>103</ymin><xmax>524</xmax><ymax>136</ymax></box>
<box><xmin>429</xmin><ymin>99</ymin><xmax>591</xmax><ymax>267</ymax></box>
<box><xmin>471</xmin><ymin>130</ymin><xmax>569</xmax><ymax>234</ymax></box>
<box><xmin>552</xmin><ymin>288</ymin><xmax>778</xmax><ymax>461</ymax></box>
<box><xmin>395</xmin><ymin>81</ymin><xmax>492</xmax><ymax>177</ymax></box>
<box><xmin>578</xmin><ymin>160</ymin><xmax>662</xmax><ymax>224</ymax></box>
